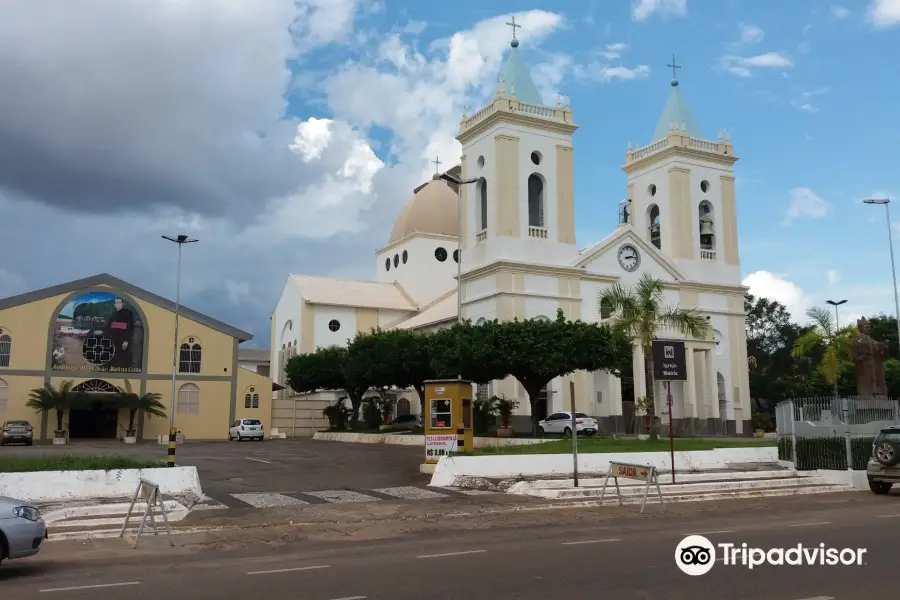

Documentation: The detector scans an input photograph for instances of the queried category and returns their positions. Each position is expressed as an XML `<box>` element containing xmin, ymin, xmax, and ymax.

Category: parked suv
<box><xmin>867</xmin><ymin>426</ymin><xmax>900</xmax><ymax>494</ymax></box>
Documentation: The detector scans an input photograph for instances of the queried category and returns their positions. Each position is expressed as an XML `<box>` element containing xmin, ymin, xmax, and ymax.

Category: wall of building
<box><xmin>376</xmin><ymin>235</ymin><xmax>461</xmax><ymax>307</ymax></box>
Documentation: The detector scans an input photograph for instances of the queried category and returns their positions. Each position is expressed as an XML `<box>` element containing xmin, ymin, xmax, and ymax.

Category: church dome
<box><xmin>388</xmin><ymin>174</ymin><xmax>459</xmax><ymax>244</ymax></box>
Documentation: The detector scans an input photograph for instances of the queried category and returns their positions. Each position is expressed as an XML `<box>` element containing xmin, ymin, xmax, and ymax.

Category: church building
<box><xmin>271</xmin><ymin>33</ymin><xmax>751</xmax><ymax>436</ymax></box>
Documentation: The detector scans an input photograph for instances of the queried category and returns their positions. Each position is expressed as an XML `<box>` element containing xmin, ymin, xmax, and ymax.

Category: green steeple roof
<box><xmin>652</xmin><ymin>79</ymin><xmax>703</xmax><ymax>142</ymax></box>
<box><xmin>497</xmin><ymin>39</ymin><xmax>545</xmax><ymax>106</ymax></box>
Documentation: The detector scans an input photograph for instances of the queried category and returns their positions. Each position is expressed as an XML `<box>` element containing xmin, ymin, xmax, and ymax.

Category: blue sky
<box><xmin>2</xmin><ymin>0</ymin><xmax>900</xmax><ymax>346</ymax></box>
<box><xmin>293</xmin><ymin>0</ymin><xmax>900</xmax><ymax>326</ymax></box>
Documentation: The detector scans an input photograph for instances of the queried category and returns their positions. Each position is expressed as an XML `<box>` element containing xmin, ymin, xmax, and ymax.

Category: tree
<box><xmin>345</xmin><ymin>329</ymin><xmax>435</xmax><ymax>411</ymax></box>
<box><xmin>285</xmin><ymin>345</ymin><xmax>372</xmax><ymax>428</ymax></box>
<box><xmin>26</xmin><ymin>380</ymin><xmax>84</xmax><ymax>434</ymax></box>
<box><xmin>599</xmin><ymin>274</ymin><xmax>710</xmax><ymax>441</ymax></box>
<box><xmin>745</xmin><ymin>294</ymin><xmax>813</xmax><ymax>412</ymax></box>
<box><xmin>866</xmin><ymin>314</ymin><xmax>899</xmax><ymax>358</ymax></box>
<box><xmin>791</xmin><ymin>307</ymin><xmax>855</xmax><ymax>394</ymax></box>
<box><xmin>116</xmin><ymin>379</ymin><xmax>167</xmax><ymax>435</ymax></box>
<box><xmin>427</xmin><ymin>321</ymin><xmax>509</xmax><ymax>384</ymax></box>
<box><xmin>491</xmin><ymin>309</ymin><xmax>630</xmax><ymax>435</ymax></box>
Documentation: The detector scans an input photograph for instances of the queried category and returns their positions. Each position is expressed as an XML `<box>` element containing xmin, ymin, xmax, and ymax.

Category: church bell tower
<box><xmin>456</xmin><ymin>17</ymin><xmax>579</xmax><ymax>271</ymax></box>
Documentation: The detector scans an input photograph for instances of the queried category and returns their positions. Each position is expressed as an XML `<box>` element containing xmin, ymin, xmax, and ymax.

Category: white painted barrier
<box><xmin>312</xmin><ymin>431</ymin><xmax>554</xmax><ymax>448</ymax></box>
<box><xmin>429</xmin><ymin>447</ymin><xmax>779</xmax><ymax>487</ymax></box>
<box><xmin>0</xmin><ymin>466</ymin><xmax>203</xmax><ymax>503</ymax></box>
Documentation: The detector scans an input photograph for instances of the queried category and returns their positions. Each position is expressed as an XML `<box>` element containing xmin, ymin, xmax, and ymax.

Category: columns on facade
<box><xmin>684</xmin><ymin>347</ymin><xmax>697</xmax><ymax>421</ymax></box>
<box><xmin>705</xmin><ymin>349</ymin><xmax>719</xmax><ymax>419</ymax></box>
<box><xmin>632</xmin><ymin>343</ymin><xmax>647</xmax><ymax>402</ymax></box>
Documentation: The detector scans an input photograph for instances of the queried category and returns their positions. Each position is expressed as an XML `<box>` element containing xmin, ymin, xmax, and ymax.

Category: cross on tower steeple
<box><xmin>667</xmin><ymin>54</ymin><xmax>681</xmax><ymax>85</ymax></box>
<box><xmin>506</xmin><ymin>16</ymin><xmax>521</xmax><ymax>41</ymax></box>
<box><xmin>431</xmin><ymin>155</ymin><xmax>442</xmax><ymax>174</ymax></box>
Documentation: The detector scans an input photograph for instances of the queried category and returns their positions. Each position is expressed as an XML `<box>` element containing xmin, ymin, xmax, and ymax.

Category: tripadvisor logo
<box><xmin>675</xmin><ymin>535</ymin><xmax>867</xmax><ymax>575</ymax></box>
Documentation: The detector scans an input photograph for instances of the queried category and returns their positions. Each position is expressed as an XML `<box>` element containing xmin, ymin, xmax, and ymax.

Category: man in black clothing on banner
<box><xmin>104</xmin><ymin>297</ymin><xmax>135</xmax><ymax>369</ymax></box>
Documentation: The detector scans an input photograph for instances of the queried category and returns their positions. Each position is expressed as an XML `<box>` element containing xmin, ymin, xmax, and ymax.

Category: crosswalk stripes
<box><xmin>231</xmin><ymin>492</ymin><xmax>309</xmax><ymax>508</ymax></box>
<box><xmin>219</xmin><ymin>485</ymin><xmax>499</xmax><ymax>509</ymax></box>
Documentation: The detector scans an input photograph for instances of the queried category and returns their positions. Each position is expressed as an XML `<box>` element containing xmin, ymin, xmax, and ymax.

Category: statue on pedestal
<box><xmin>852</xmin><ymin>317</ymin><xmax>888</xmax><ymax>397</ymax></box>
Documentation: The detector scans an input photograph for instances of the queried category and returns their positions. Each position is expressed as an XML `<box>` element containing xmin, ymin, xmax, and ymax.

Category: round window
<box><xmin>452</xmin><ymin>249</ymin><xmax>459</xmax><ymax>263</ymax></box>
<box><xmin>648</xmin><ymin>183</ymin><xmax>657</xmax><ymax>197</ymax></box>
<box><xmin>328</xmin><ymin>320</ymin><xmax>341</xmax><ymax>332</ymax></box>
<box><xmin>435</xmin><ymin>247</ymin><xmax>448</xmax><ymax>262</ymax></box>
<box><xmin>402</xmin><ymin>250</ymin><xmax>408</xmax><ymax>264</ymax></box>
<box><xmin>700</xmin><ymin>180</ymin><xmax>710</xmax><ymax>193</ymax></box>
<box><xmin>477</xmin><ymin>156</ymin><xmax>485</xmax><ymax>168</ymax></box>
<box><xmin>385</xmin><ymin>258</ymin><xmax>391</xmax><ymax>271</ymax></box>
<box><xmin>393</xmin><ymin>254</ymin><xmax>399</xmax><ymax>268</ymax></box>
<box><xmin>531</xmin><ymin>151</ymin><xmax>541</xmax><ymax>165</ymax></box>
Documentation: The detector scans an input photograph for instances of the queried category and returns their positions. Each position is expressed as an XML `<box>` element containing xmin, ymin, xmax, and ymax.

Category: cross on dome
<box><xmin>667</xmin><ymin>54</ymin><xmax>681</xmax><ymax>86</ymax></box>
<box><xmin>506</xmin><ymin>15</ymin><xmax>522</xmax><ymax>48</ymax></box>
<box><xmin>431</xmin><ymin>155</ymin><xmax>442</xmax><ymax>173</ymax></box>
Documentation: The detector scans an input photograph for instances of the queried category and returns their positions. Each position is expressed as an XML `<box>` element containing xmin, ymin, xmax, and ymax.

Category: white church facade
<box><xmin>271</xmin><ymin>36</ymin><xmax>752</xmax><ymax>436</ymax></box>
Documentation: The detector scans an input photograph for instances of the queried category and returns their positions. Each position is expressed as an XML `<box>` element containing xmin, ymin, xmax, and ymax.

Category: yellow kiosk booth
<box><xmin>423</xmin><ymin>379</ymin><xmax>474</xmax><ymax>465</ymax></box>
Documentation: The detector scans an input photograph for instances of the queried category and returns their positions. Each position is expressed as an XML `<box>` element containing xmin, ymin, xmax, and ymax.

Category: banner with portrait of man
<box><xmin>51</xmin><ymin>291</ymin><xmax>144</xmax><ymax>373</ymax></box>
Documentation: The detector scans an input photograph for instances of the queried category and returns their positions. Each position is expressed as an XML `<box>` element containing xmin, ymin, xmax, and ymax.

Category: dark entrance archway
<box><xmin>70</xmin><ymin>379</ymin><xmax>120</xmax><ymax>439</ymax></box>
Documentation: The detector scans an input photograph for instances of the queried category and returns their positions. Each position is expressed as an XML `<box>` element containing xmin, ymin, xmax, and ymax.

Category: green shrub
<box><xmin>751</xmin><ymin>412</ymin><xmax>774</xmax><ymax>432</ymax></box>
<box><xmin>0</xmin><ymin>455</ymin><xmax>162</xmax><ymax>473</ymax></box>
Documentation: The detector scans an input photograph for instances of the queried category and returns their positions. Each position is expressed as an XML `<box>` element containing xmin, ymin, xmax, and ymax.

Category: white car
<box><xmin>228</xmin><ymin>418</ymin><xmax>265</xmax><ymax>441</ymax></box>
<box><xmin>538</xmin><ymin>412</ymin><xmax>598</xmax><ymax>436</ymax></box>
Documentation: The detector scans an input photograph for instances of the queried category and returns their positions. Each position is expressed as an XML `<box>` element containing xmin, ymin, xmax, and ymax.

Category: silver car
<box><xmin>0</xmin><ymin>496</ymin><xmax>47</xmax><ymax>566</ymax></box>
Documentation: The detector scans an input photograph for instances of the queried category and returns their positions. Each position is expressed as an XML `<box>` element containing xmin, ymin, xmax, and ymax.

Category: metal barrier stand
<box><xmin>598</xmin><ymin>461</ymin><xmax>666</xmax><ymax>514</ymax></box>
<box><xmin>119</xmin><ymin>478</ymin><xmax>175</xmax><ymax>549</ymax></box>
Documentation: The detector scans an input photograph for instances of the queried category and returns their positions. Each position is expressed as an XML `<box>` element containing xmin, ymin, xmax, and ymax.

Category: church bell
<box><xmin>699</xmin><ymin>218</ymin><xmax>714</xmax><ymax>236</ymax></box>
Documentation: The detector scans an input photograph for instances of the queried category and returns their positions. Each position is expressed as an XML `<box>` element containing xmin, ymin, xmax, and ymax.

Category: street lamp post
<box><xmin>161</xmin><ymin>234</ymin><xmax>198</xmax><ymax>467</ymax></box>
<box><xmin>863</xmin><ymin>198</ymin><xmax>900</xmax><ymax>354</ymax></box>
<box><xmin>826</xmin><ymin>298</ymin><xmax>850</xmax><ymax>472</ymax></box>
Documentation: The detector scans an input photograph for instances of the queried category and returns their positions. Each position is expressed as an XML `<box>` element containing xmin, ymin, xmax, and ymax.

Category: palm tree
<box><xmin>599</xmin><ymin>274</ymin><xmax>710</xmax><ymax>441</ymax></box>
<box><xmin>26</xmin><ymin>380</ymin><xmax>84</xmax><ymax>436</ymax></box>
<box><xmin>791</xmin><ymin>307</ymin><xmax>855</xmax><ymax>395</ymax></box>
<box><xmin>116</xmin><ymin>379</ymin><xmax>167</xmax><ymax>436</ymax></box>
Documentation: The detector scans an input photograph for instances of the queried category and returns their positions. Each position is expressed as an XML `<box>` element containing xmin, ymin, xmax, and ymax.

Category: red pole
<box><xmin>667</xmin><ymin>381</ymin><xmax>675</xmax><ymax>484</ymax></box>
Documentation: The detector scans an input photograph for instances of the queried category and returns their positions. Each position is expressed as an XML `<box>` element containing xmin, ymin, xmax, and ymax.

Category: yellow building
<box><xmin>0</xmin><ymin>273</ymin><xmax>274</xmax><ymax>441</ymax></box>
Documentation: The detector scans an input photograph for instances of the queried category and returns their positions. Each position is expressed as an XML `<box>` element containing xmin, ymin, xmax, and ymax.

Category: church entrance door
<box><xmin>69</xmin><ymin>379</ymin><xmax>120</xmax><ymax>439</ymax></box>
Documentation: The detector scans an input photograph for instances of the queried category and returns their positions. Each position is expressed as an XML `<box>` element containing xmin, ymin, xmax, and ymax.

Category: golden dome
<box><xmin>388</xmin><ymin>174</ymin><xmax>459</xmax><ymax>244</ymax></box>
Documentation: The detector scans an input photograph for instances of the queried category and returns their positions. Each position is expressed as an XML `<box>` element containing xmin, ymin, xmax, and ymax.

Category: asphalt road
<box><xmin>3</xmin><ymin>495</ymin><xmax>897</xmax><ymax>599</ymax></box>
<box><xmin>4</xmin><ymin>439</ymin><xmax>428</xmax><ymax>506</ymax></box>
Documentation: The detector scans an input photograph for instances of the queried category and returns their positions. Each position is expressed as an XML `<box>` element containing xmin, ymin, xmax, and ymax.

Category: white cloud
<box><xmin>790</xmin><ymin>88</ymin><xmax>828</xmax><ymax>113</ymax></box>
<box><xmin>867</xmin><ymin>0</ymin><xmax>900</xmax><ymax>28</ymax></box>
<box><xmin>827</xmin><ymin>270</ymin><xmax>841</xmax><ymax>285</ymax></box>
<box><xmin>632</xmin><ymin>0</ymin><xmax>687</xmax><ymax>21</ymax></box>
<box><xmin>599</xmin><ymin>42</ymin><xmax>628</xmax><ymax>59</ymax></box>
<box><xmin>720</xmin><ymin>52</ymin><xmax>793</xmax><ymax>77</ymax></box>
<box><xmin>785</xmin><ymin>187</ymin><xmax>830</xmax><ymax>223</ymax></box>
<box><xmin>739</xmin><ymin>24</ymin><xmax>765</xmax><ymax>44</ymax></box>
<box><xmin>830</xmin><ymin>5</ymin><xmax>851</xmax><ymax>18</ymax></box>
<box><xmin>743</xmin><ymin>271</ymin><xmax>814</xmax><ymax>321</ymax></box>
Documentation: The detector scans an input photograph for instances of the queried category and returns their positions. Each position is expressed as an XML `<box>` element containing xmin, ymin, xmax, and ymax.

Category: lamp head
<box><xmin>863</xmin><ymin>198</ymin><xmax>890</xmax><ymax>205</ymax></box>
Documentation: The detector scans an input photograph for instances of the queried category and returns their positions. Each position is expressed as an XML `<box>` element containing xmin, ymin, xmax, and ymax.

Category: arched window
<box><xmin>244</xmin><ymin>387</ymin><xmax>260</xmax><ymax>409</ymax></box>
<box><xmin>534</xmin><ymin>315</ymin><xmax>550</xmax><ymax>322</ymax></box>
<box><xmin>647</xmin><ymin>204</ymin><xmax>661</xmax><ymax>249</ymax></box>
<box><xmin>178</xmin><ymin>337</ymin><xmax>202</xmax><ymax>373</ymax></box>
<box><xmin>599</xmin><ymin>297</ymin><xmax>614</xmax><ymax>320</ymax></box>
<box><xmin>0</xmin><ymin>333</ymin><xmax>10</xmax><ymax>368</ymax></box>
<box><xmin>475</xmin><ymin>317</ymin><xmax>487</xmax><ymax>326</ymax></box>
<box><xmin>73</xmin><ymin>379</ymin><xmax>119</xmax><ymax>393</ymax></box>
<box><xmin>477</xmin><ymin>178</ymin><xmax>488</xmax><ymax>232</ymax></box>
<box><xmin>698</xmin><ymin>200</ymin><xmax>716</xmax><ymax>253</ymax></box>
<box><xmin>397</xmin><ymin>398</ymin><xmax>411</xmax><ymax>416</ymax></box>
<box><xmin>177</xmin><ymin>383</ymin><xmax>200</xmax><ymax>415</ymax></box>
<box><xmin>528</xmin><ymin>174</ymin><xmax>544</xmax><ymax>228</ymax></box>
<box><xmin>0</xmin><ymin>378</ymin><xmax>7</xmax><ymax>412</ymax></box>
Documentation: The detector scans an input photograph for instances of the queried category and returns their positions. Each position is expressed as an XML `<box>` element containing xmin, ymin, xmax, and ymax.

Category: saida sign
<box><xmin>652</xmin><ymin>339</ymin><xmax>686</xmax><ymax>381</ymax></box>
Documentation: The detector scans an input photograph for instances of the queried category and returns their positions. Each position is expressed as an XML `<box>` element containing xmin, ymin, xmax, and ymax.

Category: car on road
<box><xmin>228</xmin><ymin>418</ymin><xmax>265</xmax><ymax>441</ymax></box>
<box><xmin>383</xmin><ymin>414</ymin><xmax>423</xmax><ymax>431</ymax></box>
<box><xmin>538</xmin><ymin>412</ymin><xmax>598</xmax><ymax>436</ymax></box>
<box><xmin>867</xmin><ymin>426</ymin><xmax>900</xmax><ymax>494</ymax></box>
<box><xmin>0</xmin><ymin>495</ymin><xmax>47</xmax><ymax>567</ymax></box>
<box><xmin>0</xmin><ymin>420</ymin><xmax>34</xmax><ymax>446</ymax></box>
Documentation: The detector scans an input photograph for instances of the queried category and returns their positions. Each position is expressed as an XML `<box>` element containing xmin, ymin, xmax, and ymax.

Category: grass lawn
<box><xmin>0</xmin><ymin>455</ymin><xmax>163</xmax><ymax>473</ymax></box>
<box><xmin>468</xmin><ymin>436</ymin><xmax>777</xmax><ymax>456</ymax></box>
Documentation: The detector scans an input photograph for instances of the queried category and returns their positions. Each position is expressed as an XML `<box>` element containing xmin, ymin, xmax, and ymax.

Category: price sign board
<box><xmin>425</xmin><ymin>434</ymin><xmax>457</xmax><ymax>461</ymax></box>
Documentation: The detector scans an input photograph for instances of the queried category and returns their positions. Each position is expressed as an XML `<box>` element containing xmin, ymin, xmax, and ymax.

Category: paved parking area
<box><xmin>0</xmin><ymin>438</ymin><xmax>489</xmax><ymax>509</ymax></box>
